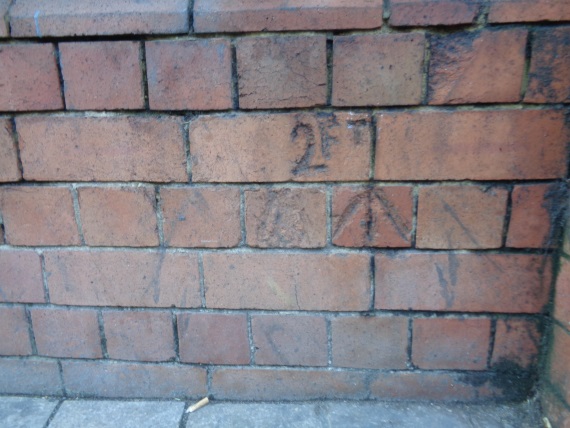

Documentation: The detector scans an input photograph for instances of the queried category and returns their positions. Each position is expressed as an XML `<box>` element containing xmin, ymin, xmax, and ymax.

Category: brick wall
<box><xmin>0</xmin><ymin>0</ymin><xmax>569</xmax><ymax>402</ymax></box>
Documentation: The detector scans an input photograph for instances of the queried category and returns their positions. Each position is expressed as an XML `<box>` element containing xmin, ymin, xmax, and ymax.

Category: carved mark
<box><xmin>441</xmin><ymin>200</ymin><xmax>480</xmax><ymax>246</ymax></box>
<box><xmin>291</xmin><ymin>121</ymin><xmax>327</xmax><ymax>176</ymax></box>
<box><xmin>347</xmin><ymin>119</ymin><xmax>369</xmax><ymax>146</ymax></box>
<box><xmin>435</xmin><ymin>252</ymin><xmax>459</xmax><ymax>309</ymax></box>
<box><xmin>373</xmin><ymin>188</ymin><xmax>411</xmax><ymax>242</ymax></box>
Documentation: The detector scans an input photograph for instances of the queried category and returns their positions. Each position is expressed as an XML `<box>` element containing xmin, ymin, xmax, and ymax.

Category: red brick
<box><xmin>0</xmin><ymin>359</ymin><xmax>62</xmax><ymax>396</ymax></box>
<box><xmin>488</xmin><ymin>0</ymin><xmax>570</xmax><ymax>23</ymax></box>
<box><xmin>212</xmin><ymin>368</ymin><xmax>367</xmax><ymax>400</ymax></box>
<box><xmin>332</xmin><ymin>316</ymin><xmax>408</xmax><ymax>369</ymax></box>
<box><xmin>333</xmin><ymin>33</ymin><xmax>425</xmax><ymax>107</ymax></box>
<box><xmin>45</xmin><ymin>250</ymin><xmax>200</xmax><ymax>308</ymax></box>
<box><xmin>525</xmin><ymin>28</ymin><xmax>570</xmax><ymax>103</ymax></box>
<box><xmin>332</xmin><ymin>186</ymin><xmax>413</xmax><ymax>248</ymax></box>
<box><xmin>194</xmin><ymin>0</ymin><xmax>382</xmax><ymax>33</ymax></box>
<box><xmin>375</xmin><ymin>253</ymin><xmax>551</xmax><ymax>313</ymax></box>
<box><xmin>9</xmin><ymin>0</ymin><xmax>189</xmax><ymax>37</ymax></box>
<box><xmin>416</xmin><ymin>185</ymin><xmax>508</xmax><ymax>249</ymax></box>
<box><xmin>246</xmin><ymin>188</ymin><xmax>326</xmax><ymax>248</ymax></box>
<box><xmin>17</xmin><ymin>115</ymin><xmax>187</xmax><ymax>182</ymax></box>
<box><xmin>507</xmin><ymin>184</ymin><xmax>562</xmax><ymax>248</ymax></box>
<box><xmin>237</xmin><ymin>36</ymin><xmax>326</xmax><ymax>109</ymax></box>
<box><xmin>374</xmin><ymin>110</ymin><xmax>568</xmax><ymax>180</ymax></box>
<box><xmin>204</xmin><ymin>253</ymin><xmax>370</xmax><ymax>311</ymax></box>
<box><xmin>0</xmin><ymin>119</ymin><xmax>21</xmax><ymax>182</ymax></box>
<box><xmin>252</xmin><ymin>315</ymin><xmax>327</xmax><ymax>366</ymax></box>
<box><xmin>146</xmin><ymin>39</ymin><xmax>232</xmax><ymax>111</ymax></box>
<box><xmin>413</xmin><ymin>318</ymin><xmax>490</xmax><ymax>370</ymax></box>
<box><xmin>542</xmin><ymin>387</ymin><xmax>570</xmax><ymax>428</ymax></box>
<box><xmin>492</xmin><ymin>319</ymin><xmax>540</xmax><ymax>370</ymax></box>
<box><xmin>389</xmin><ymin>0</ymin><xmax>479</xmax><ymax>26</ymax></box>
<box><xmin>78</xmin><ymin>186</ymin><xmax>158</xmax><ymax>247</ymax></box>
<box><xmin>428</xmin><ymin>29</ymin><xmax>527</xmax><ymax>105</ymax></box>
<box><xmin>0</xmin><ymin>0</ymin><xmax>9</xmax><ymax>37</ymax></box>
<box><xmin>62</xmin><ymin>360</ymin><xmax>206</xmax><ymax>398</ymax></box>
<box><xmin>161</xmin><ymin>187</ymin><xmax>240</xmax><ymax>248</ymax></box>
<box><xmin>178</xmin><ymin>313</ymin><xmax>250</xmax><ymax>365</ymax></box>
<box><xmin>191</xmin><ymin>112</ymin><xmax>371</xmax><ymax>182</ymax></box>
<box><xmin>0</xmin><ymin>44</ymin><xmax>63</xmax><ymax>111</ymax></box>
<box><xmin>31</xmin><ymin>308</ymin><xmax>101</xmax><ymax>359</ymax></box>
<box><xmin>550</xmin><ymin>325</ymin><xmax>570</xmax><ymax>404</ymax></box>
<box><xmin>0</xmin><ymin>250</ymin><xmax>44</xmax><ymax>303</ymax></box>
<box><xmin>60</xmin><ymin>42</ymin><xmax>144</xmax><ymax>110</ymax></box>
<box><xmin>0</xmin><ymin>307</ymin><xmax>31</xmax><ymax>356</ymax></box>
<box><xmin>555</xmin><ymin>260</ymin><xmax>570</xmax><ymax>327</ymax></box>
<box><xmin>103</xmin><ymin>310</ymin><xmax>174</xmax><ymax>362</ymax></box>
<box><xmin>0</xmin><ymin>186</ymin><xmax>80</xmax><ymax>246</ymax></box>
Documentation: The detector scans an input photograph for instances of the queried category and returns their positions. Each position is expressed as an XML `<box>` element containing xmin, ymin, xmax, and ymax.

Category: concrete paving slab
<box><xmin>0</xmin><ymin>396</ymin><xmax>58</xmax><ymax>428</ymax></box>
<box><xmin>48</xmin><ymin>400</ymin><xmax>185</xmax><ymax>428</ymax></box>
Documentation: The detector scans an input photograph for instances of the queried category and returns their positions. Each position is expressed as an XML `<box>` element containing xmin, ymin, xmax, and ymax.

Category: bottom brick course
<box><xmin>0</xmin><ymin>359</ymin><xmax>62</xmax><ymax>396</ymax></box>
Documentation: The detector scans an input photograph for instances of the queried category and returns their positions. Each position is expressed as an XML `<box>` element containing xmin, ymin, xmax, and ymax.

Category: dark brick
<box><xmin>491</xmin><ymin>319</ymin><xmax>540</xmax><ymax>370</ymax></box>
<box><xmin>549</xmin><ymin>325</ymin><xmax>570</xmax><ymax>404</ymax></box>
<box><xmin>0</xmin><ymin>359</ymin><xmax>62</xmax><ymax>395</ymax></box>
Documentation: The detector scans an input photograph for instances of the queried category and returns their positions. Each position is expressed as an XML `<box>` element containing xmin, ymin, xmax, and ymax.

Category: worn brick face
<box><xmin>491</xmin><ymin>319</ymin><xmax>540</xmax><ymax>370</ymax></box>
<box><xmin>0</xmin><ymin>250</ymin><xmax>44</xmax><ymax>303</ymax></box>
<box><xmin>0</xmin><ymin>186</ymin><xmax>80</xmax><ymax>246</ymax></box>
<box><xmin>0</xmin><ymin>359</ymin><xmax>62</xmax><ymax>396</ymax></box>
<box><xmin>375</xmin><ymin>253</ymin><xmax>551</xmax><ymax>313</ymax></box>
<box><xmin>374</xmin><ymin>110</ymin><xmax>568</xmax><ymax>180</ymax></box>
<box><xmin>31</xmin><ymin>308</ymin><xmax>102</xmax><ymax>359</ymax></box>
<box><xmin>160</xmin><ymin>187</ymin><xmax>240</xmax><ymax>248</ymax></box>
<box><xmin>146</xmin><ymin>39</ymin><xmax>232</xmax><ymax>111</ymax></box>
<box><xmin>190</xmin><ymin>112</ymin><xmax>371</xmax><ymax>182</ymax></box>
<box><xmin>252</xmin><ymin>315</ymin><xmax>327</xmax><ymax>366</ymax></box>
<box><xmin>0</xmin><ymin>44</ymin><xmax>63</xmax><ymax>111</ymax></box>
<box><xmin>333</xmin><ymin>33</ymin><xmax>425</xmax><ymax>107</ymax></box>
<box><xmin>332</xmin><ymin>186</ymin><xmax>413</xmax><ymax>248</ymax></box>
<box><xmin>413</xmin><ymin>318</ymin><xmax>490</xmax><ymax>370</ymax></box>
<box><xmin>428</xmin><ymin>29</ymin><xmax>527</xmax><ymax>104</ymax></box>
<box><xmin>78</xmin><ymin>186</ymin><xmax>158</xmax><ymax>247</ymax></box>
<box><xmin>178</xmin><ymin>313</ymin><xmax>250</xmax><ymax>365</ymax></box>
<box><xmin>550</xmin><ymin>325</ymin><xmax>570</xmax><ymax>404</ymax></box>
<box><xmin>0</xmin><ymin>119</ymin><xmax>21</xmax><ymax>183</ymax></box>
<box><xmin>488</xmin><ymin>0</ymin><xmax>570</xmax><ymax>23</ymax></box>
<box><xmin>103</xmin><ymin>311</ymin><xmax>175</xmax><ymax>362</ymax></box>
<box><xmin>332</xmin><ymin>316</ymin><xmax>408</xmax><ymax>369</ymax></box>
<box><xmin>0</xmin><ymin>307</ymin><xmax>31</xmax><ymax>356</ymax></box>
<box><xmin>203</xmin><ymin>253</ymin><xmax>370</xmax><ymax>311</ymax></box>
<box><xmin>245</xmin><ymin>188</ymin><xmax>326</xmax><ymax>248</ymax></box>
<box><xmin>389</xmin><ymin>0</ymin><xmax>479</xmax><ymax>26</ymax></box>
<box><xmin>45</xmin><ymin>250</ymin><xmax>201</xmax><ymax>308</ymax></box>
<box><xmin>416</xmin><ymin>186</ymin><xmax>508</xmax><ymax>249</ymax></box>
<box><xmin>60</xmin><ymin>41</ymin><xmax>144</xmax><ymax>110</ymax></box>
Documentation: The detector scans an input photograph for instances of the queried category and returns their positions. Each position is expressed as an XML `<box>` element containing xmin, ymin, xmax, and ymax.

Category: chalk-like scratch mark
<box><xmin>435</xmin><ymin>253</ymin><xmax>459</xmax><ymax>309</ymax></box>
<box><xmin>34</xmin><ymin>10</ymin><xmax>42</xmax><ymax>38</ymax></box>
<box><xmin>373</xmin><ymin>189</ymin><xmax>411</xmax><ymax>242</ymax></box>
<box><xmin>442</xmin><ymin>200</ymin><xmax>480</xmax><ymax>246</ymax></box>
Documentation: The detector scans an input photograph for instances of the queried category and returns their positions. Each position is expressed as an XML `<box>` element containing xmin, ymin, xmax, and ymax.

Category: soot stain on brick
<box><xmin>542</xmin><ymin>182</ymin><xmax>568</xmax><ymax>248</ymax></box>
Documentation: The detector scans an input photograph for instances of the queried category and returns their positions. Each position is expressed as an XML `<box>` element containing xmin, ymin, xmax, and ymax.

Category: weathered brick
<box><xmin>525</xmin><ymin>28</ymin><xmax>570</xmax><ymax>103</ymax></box>
<box><xmin>161</xmin><ymin>187</ymin><xmax>240</xmax><ymax>248</ymax></box>
<box><xmin>333</xmin><ymin>33</ymin><xmax>425</xmax><ymax>106</ymax></box>
<box><xmin>491</xmin><ymin>319</ymin><xmax>540</xmax><ymax>370</ymax></box>
<box><xmin>62</xmin><ymin>360</ymin><xmax>206</xmax><ymax>398</ymax></box>
<box><xmin>60</xmin><ymin>41</ymin><xmax>144</xmax><ymax>110</ymax></box>
<box><xmin>0</xmin><ymin>359</ymin><xmax>62</xmax><ymax>396</ymax></box>
<box><xmin>488</xmin><ymin>0</ymin><xmax>570</xmax><ymax>23</ymax></box>
<box><xmin>212</xmin><ymin>368</ymin><xmax>367</xmax><ymax>400</ymax></box>
<box><xmin>246</xmin><ymin>188</ymin><xmax>326</xmax><ymax>248</ymax></box>
<box><xmin>332</xmin><ymin>316</ymin><xmax>408</xmax><ymax>369</ymax></box>
<box><xmin>332</xmin><ymin>186</ymin><xmax>413</xmax><ymax>248</ymax></box>
<box><xmin>191</xmin><ymin>112</ymin><xmax>371</xmax><ymax>182</ymax></box>
<box><xmin>146</xmin><ymin>39</ymin><xmax>232</xmax><ymax>111</ymax></box>
<box><xmin>541</xmin><ymin>387</ymin><xmax>570</xmax><ymax>428</ymax></box>
<box><xmin>389</xmin><ymin>0</ymin><xmax>479</xmax><ymax>26</ymax></box>
<box><xmin>507</xmin><ymin>183</ymin><xmax>562</xmax><ymax>248</ymax></box>
<box><xmin>31</xmin><ymin>308</ymin><xmax>101</xmax><ymax>359</ymax></box>
<box><xmin>0</xmin><ymin>0</ymin><xmax>9</xmax><ymax>37</ymax></box>
<box><xmin>555</xmin><ymin>259</ymin><xmax>570</xmax><ymax>327</ymax></box>
<box><xmin>416</xmin><ymin>185</ymin><xmax>508</xmax><ymax>249</ymax></box>
<box><xmin>413</xmin><ymin>318</ymin><xmax>490</xmax><ymax>370</ymax></box>
<box><xmin>0</xmin><ymin>186</ymin><xmax>80</xmax><ymax>246</ymax></box>
<box><xmin>0</xmin><ymin>250</ymin><xmax>44</xmax><ymax>303</ymax></box>
<box><xmin>0</xmin><ymin>44</ymin><xmax>63</xmax><ymax>111</ymax></box>
<box><xmin>178</xmin><ymin>313</ymin><xmax>250</xmax><ymax>365</ymax></box>
<box><xmin>550</xmin><ymin>325</ymin><xmax>570</xmax><ymax>404</ymax></box>
<box><xmin>0</xmin><ymin>119</ymin><xmax>21</xmax><ymax>182</ymax></box>
<box><xmin>78</xmin><ymin>186</ymin><xmax>158</xmax><ymax>247</ymax></box>
<box><xmin>9</xmin><ymin>0</ymin><xmax>189</xmax><ymax>37</ymax></box>
<box><xmin>374</xmin><ymin>110</ymin><xmax>568</xmax><ymax>180</ymax></box>
<box><xmin>17</xmin><ymin>115</ymin><xmax>187</xmax><ymax>182</ymax></box>
<box><xmin>252</xmin><ymin>315</ymin><xmax>327</xmax><ymax>366</ymax></box>
<box><xmin>103</xmin><ymin>310</ymin><xmax>174</xmax><ymax>362</ymax></box>
<box><xmin>0</xmin><ymin>307</ymin><xmax>31</xmax><ymax>356</ymax></box>
<box><xmin>204</xmin><ymin>253</ymin><xmax>370</xmax><ymax>311</ymax></box>
<box><xmin>237</xmin><ymin>36</ymin><xmax>326</xmax><ymax>109</ymax></box>
<box><xmin>45</xmin><ymin>250</ymin><xmax>200</xmax><ymax>308</ymax></box>
<box><xmin>428</xmin><ymin>29</ymin><xmax>527</xmax><ymax>105</ymax></box>
<box><xmin>194</xmin><ymin>0</ymin><xmax>382</xmax><ymax>33</ymax></box>
<box><xmin>375</xmin><ymin>253</ymin><xmax>551</xmax><ymax>313</ymax></box>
